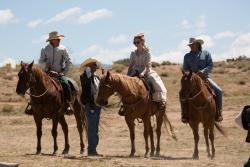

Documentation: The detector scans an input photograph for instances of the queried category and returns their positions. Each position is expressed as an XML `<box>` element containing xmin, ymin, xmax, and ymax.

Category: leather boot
<box><xmin>215</xmin><ymin>109</ymin><xmax>223</xmax><ymax>122</ymax></box>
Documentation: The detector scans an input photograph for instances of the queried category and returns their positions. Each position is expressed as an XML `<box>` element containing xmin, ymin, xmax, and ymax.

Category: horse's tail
<box><xmin>215</xmin><ymin>122</ymin><xmax>227</xmax><ymax>137</ymax></box>
<box><xmin>163</xmin><ymin>112</ymin><xmax>177</xmax><ymax>141</ymax></box>
<box><xmin>77</xmin><ymin>96</ymin><xmax>88</xmax><ymax>138</ymax></box>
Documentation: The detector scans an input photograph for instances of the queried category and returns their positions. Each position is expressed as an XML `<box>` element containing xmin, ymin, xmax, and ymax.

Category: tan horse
<box><xmin>96</xmin><ymin>71</ymin><xmax>176</xmax><ymax>157</ymax></box>
<box><xmin>16</xmin><ymin>61</ymin><xmax>87</xmax><ymax>154</ymax></box>
<box><xmin>179</xmin><ymin>71</ymin><xmax>226</xmax><ymax>159</ymax></box>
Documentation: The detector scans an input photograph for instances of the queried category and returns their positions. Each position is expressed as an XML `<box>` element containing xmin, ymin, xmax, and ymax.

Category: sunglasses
<box><xmin>133</xmin><ymin>41</ymin><xmax>141</xmax><ymax>45</ymax></box>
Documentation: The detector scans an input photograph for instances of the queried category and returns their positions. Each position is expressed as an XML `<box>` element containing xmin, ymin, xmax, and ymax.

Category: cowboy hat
<box><xmin>235</xmin><ymin>111</ymin><xmax>243</xmax><ymax>128</ymax></box>
<box><xmin>46</xmin><ymin>31</ymin><xmax>65</xmax><ymax>42</ymax></box>
<box><xmin>80</xmin><ymin>58</ymin><xmax>101</xmax><ymax>71</ymax></box>
<box><xmin>187</xmin><ymin>37</ymin><xmax>204</xmax><ymax>46</ymax></box>
<box><xmin>134</xmin><ymin>32</ymin><xmax>145</xmax><ymax>40</ymax></box>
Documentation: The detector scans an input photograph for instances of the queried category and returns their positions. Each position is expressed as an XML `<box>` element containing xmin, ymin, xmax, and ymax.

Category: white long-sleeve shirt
<box><xmin>39</xmin><ymin>44</ymin><xmax>71</xmax><ymax>74</ymax></box>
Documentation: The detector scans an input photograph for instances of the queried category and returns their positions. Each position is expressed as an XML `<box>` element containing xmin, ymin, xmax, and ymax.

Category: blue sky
<box><xmin>0</xmin><ymin>0</ymin><xmax>250</xmax><ymax>66</ymax></box>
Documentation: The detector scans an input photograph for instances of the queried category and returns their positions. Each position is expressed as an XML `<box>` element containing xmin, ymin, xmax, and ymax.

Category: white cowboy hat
<box><xmin>46</xmin><ymin>31</ymin><xmax>65</xmax><ymax>42</ymax></box>
<box><xmin>235</xmin><ymin>111</ymin><xmax>243</xmax><ymax>128</ymax></box>
<box><xmin>80</xmin><ymin>58</ymin><xmax>101</xmax><ymax>71</ymax></box>
<box><xmin>187</xmin><ymin>37</ymin><xmax>204</xmax><ymax>46</ymax></box>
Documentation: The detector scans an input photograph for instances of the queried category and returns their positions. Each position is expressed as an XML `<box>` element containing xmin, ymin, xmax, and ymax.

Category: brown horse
<box><xmin>179</xmin><ymin>71</ymin><xmax>226</xmax><ymax>159</ymax></box>
<box><xmin>96</xmin><ymin>71</ymin><xmax>176</xmax><ymax>157</ymax></box>
<box><xmin>16</xmin><ymin>61</ymin><xmax>87</xmax><ymax>154</ymax></box>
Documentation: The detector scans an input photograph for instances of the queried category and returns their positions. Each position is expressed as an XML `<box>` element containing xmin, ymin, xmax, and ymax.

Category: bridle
<box><xmin>180</xmin><ymin>75</ymin><xmax>213</xmax><ymax>110</ymax></box>
<box><xmin>24</xmin><ymin>70</ymin><xmax>51</xmax><ymax>98</ymax></box>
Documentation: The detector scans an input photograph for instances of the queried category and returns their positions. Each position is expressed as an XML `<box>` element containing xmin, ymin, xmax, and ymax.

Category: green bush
<box><xmin>113</xmin><ymin>58</ymin><xmax>130</xmax><ymax>67</ymax></box>
<box><xmin>111</xmin><ymin>64</ymin><xmax>126</xmax><ymax>73</ymax></box>
<box><xmin>160</xmin><ymin>72</ymin><xmax>169</xmax><ymax>77</ymax></box>
<box><xmin>161</xmin><ymin>61</ymin><xmax>172</xmax><ymax>66</ymax></box>
<box><xmin>2</xmin><ymin>105</ymin><xmax>14</xmax><ymax>113</ymax></box>
<box><xmin>151</xmin><ymin>62</ymin><xmax>160</xmax><ymax>68</ymax></box>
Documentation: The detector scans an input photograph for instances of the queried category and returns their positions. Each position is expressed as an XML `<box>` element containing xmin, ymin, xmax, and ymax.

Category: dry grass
<box><xmin>0</xmin><ymin>61</ymin><xmax>250</xmax><ymax>167</ymax></box>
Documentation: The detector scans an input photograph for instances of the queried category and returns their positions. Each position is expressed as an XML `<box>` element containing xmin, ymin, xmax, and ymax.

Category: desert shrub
<box><xmin>151</xmin><ymin>62</ymin><xmax>160</xmax><ymax>68</ymax></box>
<box><xmin>2</xmin><ymin>105</ymin><xmax>14</xmax><ymax>113</ymax></box>
<box><xmin>161</xmin><ymin>61</ymin><xmax>172</xmax><ymax>66</ymax></box>
<box><xmin>113</xmin><ymin>58</ymin><xmax>130</xmax><ymax>67</ymax></box>
<box><xmin>3</xmin><ymin>75</ymin><xmax>13</xmax><ymax>80</ymax></box>
<box><xmin>160</xmin><ymin>72</ymin><xmax>169</xmax><ymax>77</ymax></box>
<box><xmin>111</xmin><ymin>64</ymin><xmax>126</xmax><ymax>73</ymax></box>
<box><xmin>238</xmin><ymin>80</ymin><xmax>246</xmax><ymax>85</ymax></box>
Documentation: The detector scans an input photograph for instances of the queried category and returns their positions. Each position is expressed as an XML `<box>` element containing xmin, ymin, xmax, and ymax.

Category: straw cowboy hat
<box><xmin>235</xmin><ymin>111</ymin><xmax>243</xmax><ymax>128</ymax></box>
<box><xmin>134</xmin><ymin>32</ymin><xmax>145</xmax><ymax>40</ymax></box>
<box><xmin>46</xmin><ymin>31</ymin><xmax>65</xmax><ymax>42</ymax></box>
<box><xmin>187</xmin><ymin>37</ymin><xmax>204</xmax><ymax>46</ymax></box>
<box><xmin>80</xmin><ymin>58</ymin><xmax>101</xmax><ymax>71</ymax></box>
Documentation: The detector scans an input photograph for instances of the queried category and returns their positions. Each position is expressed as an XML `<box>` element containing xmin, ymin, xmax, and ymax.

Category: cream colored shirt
<box><xmin>128</xmin><ymin>50</ymin><xmax>152</xmax><ymax>76</ymax></box>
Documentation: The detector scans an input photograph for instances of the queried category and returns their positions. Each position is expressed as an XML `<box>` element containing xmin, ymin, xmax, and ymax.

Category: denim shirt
<box><xmin>183</xmin><ymin>50</ymin><xmax>213</xmax><ymax>78</ymax></box>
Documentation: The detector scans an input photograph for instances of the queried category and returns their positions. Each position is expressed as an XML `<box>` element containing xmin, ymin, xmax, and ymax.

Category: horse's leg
<box><xmin>52</xmin><ymin>117</ymin><xmax>59</xmax><ymax>154</ymax></box>
<box><xmin>203</xmin><ymin>125</ymin><xmax>211</xmax><ymax>158</ymax></box>
<box><xmin>191</xmin><ymin>122</ymin><xmax>199</xmax><ymax>159</ymax></box>
<box><xmin>209</xmin><ymin>124</ymin><xmax>215</xmax><ymax>159</ymax></box>
<box><xmin>73</xmin><ymin>99</ymin><xmax>84</xmax><ymax>154</ymax></box>
<box><xmin>142</xmin><ymin>117</ymin><xmax>150</xmax><ymax>158</ymax></box>
<box><xmin>59</xmin><ymin>116</ymin><xmax>70</xmax><ymax>154</ymax></box>
<box><xmin>125</xmin><ymin>116</ymin><xmax>135</xmax><ymax>157</ymax></box>
<box><xmin>149</xmin><ymin>119</ymin><xmax>155</xmax><ymax>157</ymax></box>
<box><xmin>155</xmin><ymin>113</ymin><xmax>163</xmax><ymax>157</ymax></box>
<box><xmin>34</xmin><ymin>115</ymin><xmax>42</xmax><ymax>154</ymax></box>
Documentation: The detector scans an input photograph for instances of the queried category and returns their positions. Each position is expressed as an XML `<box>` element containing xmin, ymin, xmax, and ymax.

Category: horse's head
<box><xmin>16</xmin><ymin>61</ymin><xmax>35</xmax><ymax>95</ymax></box>
<box><xmin>96</xmin><ymin>71</ymin><xmax>115</xmax><ymax>106</ymax></box>
<box><xmin>180</xmin><ymin>69</ymin><xmax>202</xmax><ymax>98</ymax></box>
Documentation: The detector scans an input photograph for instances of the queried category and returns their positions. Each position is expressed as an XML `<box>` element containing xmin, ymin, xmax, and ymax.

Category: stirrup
<box><xmin>181</xmin><ymin>117</ymin><xmax>189</xmax><ymax>124</ymax></box>
<box><xmin>25</xmin><ymin>102</ymin><xmax>33</xmax><ymax>115</ymax></box>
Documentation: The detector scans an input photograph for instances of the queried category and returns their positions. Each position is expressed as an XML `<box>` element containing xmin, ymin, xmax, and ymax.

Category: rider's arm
<box><xmin>127</xmin><ymin>52</ymin><xmax>135</xmax><ymax>76</ymax></box>
<box><xmin>141</xmin><ymin>52</ymin><xmax>151</xmax><ymax>76</ymax></box>
<box><xmin>200</xmin><ymin>52</ymin><xmax>213</xmax><ymax>76</ymax></box>
<box><xmin>183</xmin><ymin>53</ymin><xmax>190</xmax><ymax>71</ymax></box>
<box><xmin>39</xmin><ymin>48</ymin><xmax>47</xmax><ymax>65</ymax></box>
<box><xmin>62</xmin><ymin>48</ymin><xmax>72</xmax><ymax>74</ymax></box>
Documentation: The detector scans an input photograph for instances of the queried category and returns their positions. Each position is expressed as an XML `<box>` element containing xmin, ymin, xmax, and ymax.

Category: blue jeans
<box><xmin>207</xmin><ymin>78</ymin><xmax>223</xmax><ymax>111</ymax></box>
<box><xmin>86</xmin><ymin>105</ymin><xmax>101</xmax><ymax>153</ymax></box>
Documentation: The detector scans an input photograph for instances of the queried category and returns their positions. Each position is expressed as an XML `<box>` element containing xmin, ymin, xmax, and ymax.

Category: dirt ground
<box><xmin>0</xmin><ymin>63</ymin><xmax>250</xmax><ymax>167</ymax></box>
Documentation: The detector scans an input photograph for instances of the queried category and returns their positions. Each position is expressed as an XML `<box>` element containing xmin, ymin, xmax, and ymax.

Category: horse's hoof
<box><xmin>150</xmin><ymin>152</ymin><xmax>155</xmax><ymax>157</ymax></box>
<box><xmin>144</xmin><ymin>153</ymin><xmax>149</xmax><ymax>158</ymax></box>
<box><xmin>155</xmin><ymin>152</ymin><xmax>160</xmax><ymax>157</ymax></box>
<box><xmin>129</xmin><ymin>153</ymin><xmax>134</xmax><ymax>157</ymax></box>
<box><xmin>80</xmin><ymin>149</ymin><xmax>84</xmax><ymax>154</ymax></box>
<box><xmin>62</xmin><ymin>150</ymin><xmax>69</xmax><ymax>155</ymax></box>
<box><xmin>36</xmin><ymin>151</ymin><xmax>41</xmax><ymax>155</ymax></box>
<box><xmin>192</xmin><ymin>155</ymin><xmax>199</xmax><ymax>160</ymax></box>
<box><xmin>53</xmin><ymin>151</ymin><xmax>57</xmax><ymax>155</ymax></box>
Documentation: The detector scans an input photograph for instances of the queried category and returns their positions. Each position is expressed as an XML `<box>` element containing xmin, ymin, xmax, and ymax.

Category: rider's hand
<box><xmin>139</xmin><ymin>73</ymin><xmax>144</xmax><ymax>78</ymax></box>
<box><xmin>197</xmin><ymin>71</ymin><xmax>204</xmax><ymax>78</ymax></box>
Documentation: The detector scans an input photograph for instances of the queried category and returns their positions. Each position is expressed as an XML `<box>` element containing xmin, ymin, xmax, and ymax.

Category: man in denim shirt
<box><xmin>181</xmin><ymin>38</ymin><xmax>223</xmax><ymax>123</ymax></box>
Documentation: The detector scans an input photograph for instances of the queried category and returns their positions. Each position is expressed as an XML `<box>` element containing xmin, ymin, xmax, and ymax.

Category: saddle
<box><xmin>203</xmin><ymin>79</ymin><xmax>216</xmax><ymax>99</ymax></box>
<box><xmin>47</xmin><ymin>71</ymin><xmax>78</xmax><ymax>99</ymax></box>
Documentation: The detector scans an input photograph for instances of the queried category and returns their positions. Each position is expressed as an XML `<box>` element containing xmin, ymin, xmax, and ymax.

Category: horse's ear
<box><xmin>187</xmin><ymin>70</ymin><xmax>193</xmax><ymax>79</ymax></box>
<box><xmin>101</xmin><ymin>68</ymin><xmax>105</xmax><ymax>75</ymax></box>
<box><xmin>106</xmin><ymin>70</ymin><xmax>111</xmax><ymax>80</ymax></box>
<box><xmin>181</xmin><ymin>68</ymin><xmax>185</xmax><ymax>75</ymax></box>
<box><xmin>20</xmin><ymin>61</ymin><xmax>24</xmax><ymax>67</ymax></box>
<box><xmin>28</xmin><ymin>60</ymin><xmax>34</xmax><ymax>71</ymax></box>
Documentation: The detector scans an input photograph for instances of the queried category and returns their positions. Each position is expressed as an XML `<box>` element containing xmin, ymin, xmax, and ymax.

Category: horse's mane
<box><xmin>31</xmin><ymin>66</ymin><xmax>50</xmax><ymax>84</ymax></box>
<box><xmin>110</xmin><ymin>73</ymin><xmax>147</xmax><ymax>96</ymax></box>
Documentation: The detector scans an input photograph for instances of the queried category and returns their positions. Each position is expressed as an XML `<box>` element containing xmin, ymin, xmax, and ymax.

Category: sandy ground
<box><xmin>0</xmin><ymin>64</ymin><xmax>250</xmax><ymax>167</ymax></box>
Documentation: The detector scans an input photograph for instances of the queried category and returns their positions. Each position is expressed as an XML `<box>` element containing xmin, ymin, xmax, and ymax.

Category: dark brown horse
<box><xmin>96</xmin><ymin>71</ymin><xmax>176</xmax><ymax>157</ymax></box>
<box><xmin>16</xmin><ymin>61</ymin><xmax>87</xmax><ymax>154</ymax></box>
<box><xmin>179</xmin><ymin>71</ymin><xmax>226</xmax><ymax>159</ymax></box>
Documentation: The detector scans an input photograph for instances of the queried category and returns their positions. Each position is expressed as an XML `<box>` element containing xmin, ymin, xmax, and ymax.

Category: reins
<box><xmin>25</xmin><ymin>85</ymin><xmax>51</xmax><ymax>98</ymax></box>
